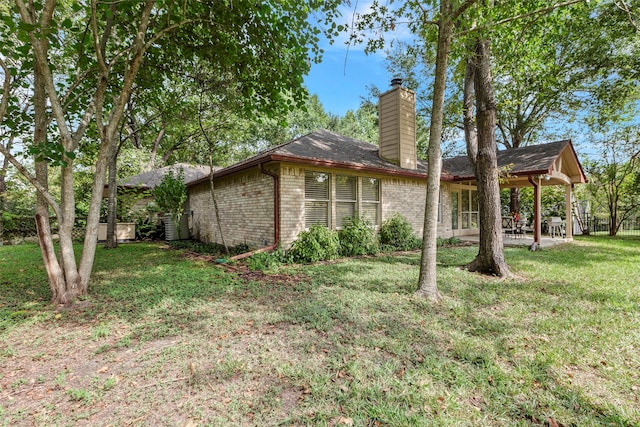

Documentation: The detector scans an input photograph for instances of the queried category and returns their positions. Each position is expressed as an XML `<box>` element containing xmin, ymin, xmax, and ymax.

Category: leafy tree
<box><xmin>387</xmin><ymin>1</ymin><xmax>639</xmax><ymax>214</ymax></box>
<box><xmin>154</xmin><ymin>168</ymin><xmax>187</xmax><ymax>238</ymax></box>
<box><xmin>0</xmin><ymin>0</ymin><xmax>339</xmax><ymax>305</ymax></box>
<box><xmin>584</xmin><ymin>126</ymin><xmax>640</xmax><ymax>236</ymax></box>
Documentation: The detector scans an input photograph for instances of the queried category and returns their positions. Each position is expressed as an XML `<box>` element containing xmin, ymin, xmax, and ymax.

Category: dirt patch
<box><xmin>0</xmin><ymin>316</ymin><xmax>329</xmax><ymax>426</ymax></box>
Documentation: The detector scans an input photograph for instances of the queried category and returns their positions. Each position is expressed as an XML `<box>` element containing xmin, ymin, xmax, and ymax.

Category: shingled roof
<box><xmin>188</xmin><ymin>131</ymin><xmax>585</xmax><ymax>186</ymax></box>
<box><xmin>442</xmin><ymin>140</ymin><xmax>582</xmax><ymax>181</ymax></box>
<box><xmin>189</xmin><ymin>129</ymin><xmax>429</xmax><ymax>186</ymax></box>
<box><xmin>119</xmin><ymin>163</ymin><xmax>214</xmax><ymax>190</ymax></box>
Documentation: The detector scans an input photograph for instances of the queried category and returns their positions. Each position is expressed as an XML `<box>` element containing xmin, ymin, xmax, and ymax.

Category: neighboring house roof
<box><xmin>442</xmin><ymin>140</ymin><xmax>587</xmax><ymax>183</ymax></box>
<box><xmin>119</xmin><ymin>163</ymin><xmax>214</xmax><ymax>190</ymax></box>
<box><xmin>189</xmin><ymin>129</ymin><xmax>429</xmax><ymax>186</ymax></box>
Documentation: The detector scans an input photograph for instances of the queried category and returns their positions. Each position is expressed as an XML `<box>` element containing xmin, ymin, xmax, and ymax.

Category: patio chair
<box><xmin>502</xmin><ymin>217</ymin><xmax>515</xmax><ymax>238</ymax></box>
<box><xmin>546</xmin><ymin>217</ymin><xmax>565</xmax><ymax>238</ymax></box>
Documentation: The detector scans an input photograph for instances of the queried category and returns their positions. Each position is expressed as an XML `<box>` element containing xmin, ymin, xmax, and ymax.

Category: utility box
<box><xmin>164</xmin><ymin>214</ymin><xmax>190</xmax><ymax>241</ymax></box>
<box><xmin>98</xmin><ymin>223</ymin><xmax>136</xmax><ymax>241</ymax></box>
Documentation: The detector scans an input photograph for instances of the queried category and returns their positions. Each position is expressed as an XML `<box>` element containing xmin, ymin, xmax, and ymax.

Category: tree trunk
<box><xmin>14</xmin><ymin>0</ymin><xmax>155</xmax><ymax>305</ymax></box>
<box><xmin>209</xmin><ymin>171</ymin><xmax>228</xmax><ymax>254</ymax></box>
<box><xmin>509</xmin><ymin>187</ymin><xmax>520</xmax><ymax>215</ymax></box>
<box><xmin>466</xmin><ymin>38</ymin><xmax>510</xmax><ymax>277</ymax></box>
<box><xmin>415</xmin><ymin>1</ymin><xmax>454</xmax><ymax>302</ymax></box>
<box><xmin>0</xmin><ymin>141</ymin><xmax>8</xmax><ymax>247</ymax></box>
<box><xmin>105</xmin><ymin>151</ymin><xmax>118</xmax><ymax>248</ymax></box>
<box><xmin>33</xmin><ymin>57</ymin><xmax>69</xmax><ymax>303</ymax></box>
<box><xmin>146</xmin><ymin>122</ymin><xmax>166</xmax><ymax>172</ymax></box>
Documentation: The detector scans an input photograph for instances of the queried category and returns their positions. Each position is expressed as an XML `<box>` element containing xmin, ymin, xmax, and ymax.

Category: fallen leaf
<box><xmin>547</xmin><ymin>417</ymin><xmax>562</xmax><ymax>427</ymax></box>
<box><xmin>337</xmin><ymin>417</ymin><xmax>353</xmax><ymax>426</ymax></box>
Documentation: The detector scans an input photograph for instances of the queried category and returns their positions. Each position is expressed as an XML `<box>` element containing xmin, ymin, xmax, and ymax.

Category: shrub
<box><xmin>338</xmin><ymin>216</ymin><xmax>379</xmax><ymax>257</ymax></box>
<box><xmin>288</xmin><ymin>225</ymin><xmax>340</xmax><ymax>263</ymax></box>
<box><xmin>379</xmin><ymin>213</ymin><xmax>421</xmax><ymax>250</ymax></box>
<box><xmin>437</xmin><ymin>236</ymin><xmax>462</xmax><ymax>247</ymax></box>
<box><xmin>247</xmin><ymin>250</ymin><xmax>283</xmax><ymax>272</ymax></box>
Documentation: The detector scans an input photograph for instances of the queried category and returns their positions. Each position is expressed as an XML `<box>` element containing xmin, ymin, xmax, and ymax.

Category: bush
<box><xmin>338</xmin><ymin>216</ymin><xmax>379</xmax><ymax>257</ymax></box>
<box><xmin>247</xmin><ymin>250</ymin><xmax>284</xmax><ymax>272</ymax></box>
<box><xmin>288</xmin><ymin>225</ymin><xmax>340</xmax><ymax>263</ymax></box>
<box><xmin>437</xmin><ymin>236</ymin><xmax>462</xmax><ymax>247</ymax></box>
<box><xmin>379</xmin><ymin>213</ymin><xmax>421</xmax><ymax>250</ymax></box>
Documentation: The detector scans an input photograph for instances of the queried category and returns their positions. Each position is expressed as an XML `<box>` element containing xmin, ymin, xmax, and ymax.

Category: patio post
<box><xmin>528</xmin><ymin>175</ymin><xmax>541</xmax><ymax>249</ymax></box>
<box><xmin>565</xmin><ymin>184</ymin><xmax>573</xmax><ymax>240</ymax></box>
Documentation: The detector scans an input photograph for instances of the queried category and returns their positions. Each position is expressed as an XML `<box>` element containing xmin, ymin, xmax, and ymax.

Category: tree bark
<box><xmin>0</xmin><ymin>137</ymin><xmax>10</xmax><ymax>247</ymax></box>
<box><xmin>466</xmin><ymin>38</ymin><xmax>510</xmax><ymax>277</ymax></box>
<box><xmin>33</xmin><ymin>50</ymin><xmax>68</xmax><ymax>303</ymax></box>
<box><xmin>415</xmin><ymin>1</ymin><xmax>455</xmax><ymax>302</ymax></box>
<box><xmin>509</xmin><ymin>187</ymin><xmax>520</xmax><ymax>215</ymax></box>
<box><xmin>105</xmin><ymin>150</ymin><xmax>118</xmax><ymax>248</ymax></box>
<box><xmin>209</xmin><ymin>170</ymin><xmax>228</xmax><ymax>254</ymax></box>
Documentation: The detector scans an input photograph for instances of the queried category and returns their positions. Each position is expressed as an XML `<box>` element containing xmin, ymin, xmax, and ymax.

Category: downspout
<box><xmin>528</xmin><ymin>175</ymin><xmax>541</xmax><ymax>251</ymax></box>
<box><xmin>229</xmin><ymin>163</ymin><xmax>280</xmax><ymax>261</ymax></box>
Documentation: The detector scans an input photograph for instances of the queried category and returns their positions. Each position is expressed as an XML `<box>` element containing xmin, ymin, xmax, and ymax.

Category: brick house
<box><xmin>186</xmin><ymin>81</ymin><xmax>586</xmax><ymax>250</ymax></box>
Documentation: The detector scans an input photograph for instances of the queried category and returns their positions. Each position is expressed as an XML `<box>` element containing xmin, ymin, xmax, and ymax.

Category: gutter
<box><xmin>229</xmin><ymin>162</ymin><xmax>280</xmax><ymax>261</ymax></box>
<box><xmin>188</xmin><ymin>154</ymin><xmax>430</xmax><ymax>187</ymax></box>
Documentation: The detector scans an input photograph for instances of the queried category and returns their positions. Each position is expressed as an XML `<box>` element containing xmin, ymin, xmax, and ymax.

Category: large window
<box><xmin>336</xmin><ymin>175</ymin><xmax>357</xmax><ymax>227</ymax></box>
<box><xmin>305</xmin><ymin>172</ymin><xmax>380</xmax><ymax>229</ymax></box>
<box><xmin>361</xmin><ymin>177</ymin><xmax>380</xmax><ymax>225</ymax></box>
<box><xmin>305</xmin><ymin>171</ymin><xmax>330</xmax><ymax>227</ymax></box>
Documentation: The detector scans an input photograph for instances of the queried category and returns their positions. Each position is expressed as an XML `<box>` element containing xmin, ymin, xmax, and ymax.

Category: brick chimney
<box><xmin>378</xmin><ymin>78</ymin><xmax>417</xmax><ymax>170</ymax></box>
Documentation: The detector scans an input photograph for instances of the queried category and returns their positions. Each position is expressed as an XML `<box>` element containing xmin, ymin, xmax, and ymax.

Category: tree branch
<box><xmin>615</xmin><ymin>0</ymin><xmax>640</xmax><ymax>32</ymax></box>
<box><xmin>452</xmin><ymin>0</ymin><xmax>481</xmax><ymax>22</ymax></box>
<box><xmin>458</xmin><ymin>0</ymin><xmax>587</xmax><ymax>36</ymax></box>
<box><xmin>0</xmin><ymin>57</ymin><xmax>11</xmax><ymax>124</ymax></box>
<box><xmin>0</xmin><ymin>144</ymin><xmax>62</xmax><ymax>218</ymax></box>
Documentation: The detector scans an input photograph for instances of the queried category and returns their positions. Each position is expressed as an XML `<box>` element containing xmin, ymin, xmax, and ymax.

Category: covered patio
<box><xmin>443</xmin><ymin>140</ymin><xmax>587</xmax><ymax>249</ymax></box>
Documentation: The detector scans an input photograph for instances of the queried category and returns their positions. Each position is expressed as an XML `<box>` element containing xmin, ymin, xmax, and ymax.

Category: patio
<box><xmin>460</xmin><ymin>233</ymin><xmax>573</xmax><ymax>248</ymax></box>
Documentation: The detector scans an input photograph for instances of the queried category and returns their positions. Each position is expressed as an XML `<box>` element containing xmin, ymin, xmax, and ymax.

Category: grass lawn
<box><xmin>0</xmin><ymin>237</ymin><xmax>638</xmax><ymax>426</ymax></box>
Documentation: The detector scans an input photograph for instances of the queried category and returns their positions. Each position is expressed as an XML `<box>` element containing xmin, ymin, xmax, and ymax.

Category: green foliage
<box><xmin>288</xmin><ymin>225</ymin><xmax>340</xmax><ymax>263</ymax></box>
<box><xmin>168</xmin><ymin>240</ymin><xmax>249</xmax><ymax>257</ymax></box>
<box><xmin>154</xmin><ymin>169</ymin><xmax>187</xmax><ymax>216</ymax></box>
<box><xmin>0</xmin><ymin>213</ymin><xmax>36</xmax><ymax>241</ymax></box>
<box><xmin>338</xmin><ymin>216</ymin><xmax>379</xmax><ymax>257</ymax></box>
<box><xmin>246</xmin><ymin>250</ymin><xmax>284</xmax><ymax>272</ymax></box>
<box><xmin>436</xmin><ymin>236</ymin><xmax>461</xmax><ymax>247</ymax></box>
<box><xmin>379</xmin><ymin>213</ymin><xmax>421</xmax><ymax>250</ymax></box>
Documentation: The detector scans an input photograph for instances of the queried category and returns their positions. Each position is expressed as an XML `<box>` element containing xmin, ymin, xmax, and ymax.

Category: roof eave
<box><xmin>187</xmin><ymin>154</ymin><xmax>430</xmax><ymax>186</ymax></box>
<box><xmin>269</xmin><ymin>154</ymin><xmax>428</xmax><ymax>179</ymax></box>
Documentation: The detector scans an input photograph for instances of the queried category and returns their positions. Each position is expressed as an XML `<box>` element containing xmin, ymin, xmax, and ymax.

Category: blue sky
<box><xmin>303</xmin><ymin>2</ymin><xmax>413</xmax><ymax>117</ymax></box>
<box><xmin>304</xmin><ymin>47</ymin><xmax>392</xmax><ymax>116</ymax></box>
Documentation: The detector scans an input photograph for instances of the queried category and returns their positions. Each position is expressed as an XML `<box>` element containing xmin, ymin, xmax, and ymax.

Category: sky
<box><xmin>304</xmin><ymin>47</ymin><xmax>392</xmax><ymax>117</ymax></box>
<box><xmin>303</xmin><ymin>2</ymin><xmax>413</xmax><ymax>117</ymax></box>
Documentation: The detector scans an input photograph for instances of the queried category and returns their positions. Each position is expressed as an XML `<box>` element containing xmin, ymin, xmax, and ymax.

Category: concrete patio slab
<box><xmin>458</xmin><ymin>234</ymin><xmax>573</xmax><ymax>249</ymax></box>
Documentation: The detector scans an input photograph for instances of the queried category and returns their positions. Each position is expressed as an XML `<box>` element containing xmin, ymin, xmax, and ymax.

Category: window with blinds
<box><xmin>361</xmin><ymin>177</ymin><xmax>380</xmax><ymax>226</ymax></box>
<box><xmin>305</xmin><ymin>171</ymin><xmax>329</xmax><ymax>227</ymax></box>
<box><xmin>336</xmin><ymin>175</ymin><xmax>356</xmax><ymax>227</ymax></box>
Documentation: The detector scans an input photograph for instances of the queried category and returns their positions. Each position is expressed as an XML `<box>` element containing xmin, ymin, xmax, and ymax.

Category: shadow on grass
<box><xmin>1</xmin><ymin>238</ymin><xmax>638</xmax><ymax>425</ymax></box>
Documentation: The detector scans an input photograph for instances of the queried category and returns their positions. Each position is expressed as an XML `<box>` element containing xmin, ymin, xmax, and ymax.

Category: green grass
<box><xmin>0</xmin><ymin>237</ymin><xmax>639</xmax><ymax>426</ymax></box>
